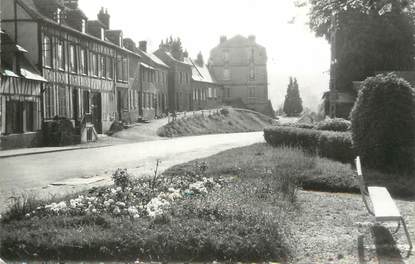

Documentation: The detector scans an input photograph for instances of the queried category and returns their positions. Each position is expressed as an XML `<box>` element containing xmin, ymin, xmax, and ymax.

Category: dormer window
<box><xmin>81</xmin><ymin>19</ymin><xmax>86</xmax><ymax>33</ymax></box>
<box><xmin>101</xmin><ymin>28</ymin><xmax>105</xmax><ymax>40</ymax></box>
<box><xmin>56</xmin><ymin>8</ymin><xmax>62</xmax><ymax>23</ymax></box>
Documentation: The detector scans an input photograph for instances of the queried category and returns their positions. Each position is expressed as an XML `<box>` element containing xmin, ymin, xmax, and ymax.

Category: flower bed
<box><xmin>17</xmin><ymin>162</ymin><xmax>225</xmax><ymax>221</ymax></box>
<box><xmin>0</xmin><ymin>158</ymin><xmax>292</xmax><ymax>262</ymax></box>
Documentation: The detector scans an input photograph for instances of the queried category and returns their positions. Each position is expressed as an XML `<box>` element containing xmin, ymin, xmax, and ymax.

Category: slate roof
<box><xmin>16</xmin><ymin>0</ymin><xmax>140</xmax><ymax>58</ymax></box>
<box><xmin>185</xmin><ymin>58</ymin><xmax>217</xmax><ymax>84</ymax></box>
<box><xmin>136</xmin><ymin>49</ymin><xmax>169</xmax><ymax>69</ymax></box>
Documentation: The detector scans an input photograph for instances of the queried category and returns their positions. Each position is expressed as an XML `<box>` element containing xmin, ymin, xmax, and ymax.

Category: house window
<box><xmin>107</xmin><ymin>57</ymin><xmax>113</xmax><ymax>79</ymax></box>
<box><xmin>249</xmin><ymin>66</ymin><xmax>255</xmax><ymax>80</ymax></box>
<box><xmin>91</xmin><ymin>53</ymin><xmax>98</xmax><ymax>76</ymax></box>
<box><xmin>57</xmin><ymin>40</ymin><xmax>65</xmax><ymax>70</ymax></box>
<box><xmin>43</xmin><ymin>35</ymin><xmax>52</xmax><ymax>68</ymax></box>
<box><xmin>80</xmin><ymin>48</ymin><xmax>87</xmax><ymax>74</ymax></box>
<box><xmin>69</xmin><ymin>44</ymin><xmax>77</xmax><ymax>73</ymax></box>
<box><xmin>249</xmin><ymin>87</ymin><xmax>256</xmax><ymax>98</ymax></box>
<box><xmin>58</xmin><ymin>86</ymin><xmax>67</xmax><ymax>117</ymax></box>
<box><xmin>249</xmin><ymin>48</ymin><xmax>254</xmax><ymax>63</ymax></box>
<box><xmin>101</xmin><ymin>56</ymin><xmax>106</xmax><ymax>78</ymax></box>
<box><xmin>223</xmin><ymin>50</ymin><xmax>229</xmax><ymax>62</ymax></box>
<box><xmin>223</xmin><ymin>68</ymin><xmax>231</xmax><ymax>80</ymax></box>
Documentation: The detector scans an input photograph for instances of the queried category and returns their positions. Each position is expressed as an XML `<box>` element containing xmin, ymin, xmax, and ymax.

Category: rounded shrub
<box><xmin>350</xmin><ymin>73</ymin><xmax>415</xmax><ymax>174</ymax></box>
<box><xmin>314</xmin><ymin>118</ymin><xmax>351</xmax><ymax>132</ymax></box>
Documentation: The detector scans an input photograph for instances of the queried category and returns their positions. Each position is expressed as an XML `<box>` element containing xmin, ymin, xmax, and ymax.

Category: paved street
<box><xmin>0</xmin><ymin>131</ymin><xmax>264</xmax><ymax>212</ymax></box>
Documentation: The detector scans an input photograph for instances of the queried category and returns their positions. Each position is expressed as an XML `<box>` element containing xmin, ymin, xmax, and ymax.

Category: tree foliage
<box><xmin>159</xmin><ymin>36</ymin><xmax>185</xmax><ymax>61</ymax></box>
<box><xmin>308</xmin><ymin>0</ymin><xmax>415</xmax><ymax>92</ymax></box>
<box><xmin>350</xmin><ymin>73</ymin><xmax>415</xmax><ymax>174</ymax></box>
<box><xmin>283</xmin><ymin>77</ymin><xmax>303</xmax><ymax>117</ymax></box>
<box><xmin>195</xmin><ymin>51</ymin><xmax>204</xmax><ymax>67</ymax></box>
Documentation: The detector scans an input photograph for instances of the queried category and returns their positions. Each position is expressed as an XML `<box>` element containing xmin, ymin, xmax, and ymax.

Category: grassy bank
<box><xmin>157</xmin><ymin>108</ymin><xmax>275</xmax><ymax>137</ymax></box>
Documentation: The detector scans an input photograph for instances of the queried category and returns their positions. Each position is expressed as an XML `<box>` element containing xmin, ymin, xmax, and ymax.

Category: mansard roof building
<box><xmin>208</xmin><ymin>35</ymin><xmax>271</xmax><ymax>115</ymax></box>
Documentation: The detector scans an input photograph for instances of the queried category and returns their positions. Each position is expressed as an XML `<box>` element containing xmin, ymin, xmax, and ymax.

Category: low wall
<box><xmin>0</xmin><ymin>132</ymin><xmax>42</xmax><ymax>150</ymax></box>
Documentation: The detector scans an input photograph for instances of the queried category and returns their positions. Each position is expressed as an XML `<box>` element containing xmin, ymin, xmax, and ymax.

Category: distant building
<box><xmin>186</xmin><ymin>57</ymin><xmax>223</xmax><ymax>110</ymax></box>
<box><xmin>1</xmin><ymin>0</ymin><xmax>141</xmax><ymax>139</ymax></box>
<box><xmin>154</xmin><ymin>49</ymin><xmax>193</xmax><ymax>112</ymax></box>
<box><xmin>208</xmin><ymin>35</ymin><xmax>270</xmax><ymax>114</ymax></box>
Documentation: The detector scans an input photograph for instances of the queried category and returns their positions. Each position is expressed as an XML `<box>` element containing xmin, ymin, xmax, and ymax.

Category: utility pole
<box><xmin>328</xmin><ymin>13</ymin><xmax>337</xmax><ymax>118</ymax></box>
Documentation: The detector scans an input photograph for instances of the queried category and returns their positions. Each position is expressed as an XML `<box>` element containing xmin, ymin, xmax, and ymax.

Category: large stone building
<box><xmin>208</xmin><ymin>35</ymin><xmax>270</xmax><ymax>114</ymax></box>
<box><xmin>1</xmin><ymin>0</ymin><xmax>141</xmax><ymax>142</ymax></box>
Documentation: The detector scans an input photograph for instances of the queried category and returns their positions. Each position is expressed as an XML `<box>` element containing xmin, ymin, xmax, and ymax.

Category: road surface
<box><xmin>0</xmin><ymin>132</ymin><xmax>264</xmax><ymax>212</ymax></box>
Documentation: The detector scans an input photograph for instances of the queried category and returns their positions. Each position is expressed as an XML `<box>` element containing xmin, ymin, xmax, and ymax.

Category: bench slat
<box><xmin>368</xmin><ymin>187</ymin><xmax>401</xmax><ymax>221</ymax></box>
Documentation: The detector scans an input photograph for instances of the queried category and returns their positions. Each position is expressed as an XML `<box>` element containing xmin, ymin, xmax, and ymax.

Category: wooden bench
<box><xmin>355</xmin><ymin>156</ymin><xmax>412</xmax><ymax>250</ymax></box>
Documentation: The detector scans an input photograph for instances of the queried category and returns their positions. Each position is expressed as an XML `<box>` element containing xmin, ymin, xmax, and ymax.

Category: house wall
<box><xmin>1</xmin><ymin>0</ymin><xmax>39</xmax><ymax>65</ymax></box>
<box><xmin>209</xmin><ymin>36</ymin><xmax>269</xmax><ymax>113</ymax></box>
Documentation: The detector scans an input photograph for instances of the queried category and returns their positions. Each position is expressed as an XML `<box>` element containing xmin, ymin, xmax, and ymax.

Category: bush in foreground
<box><xmin>264</xmin><ymin>126</ymin><xmax>353</xmax><ymax>163</ymax></box>
<box><xmin>351</xmin><ymin>73</ymin><xmax>415</xmax><ymax>174</ymax></box>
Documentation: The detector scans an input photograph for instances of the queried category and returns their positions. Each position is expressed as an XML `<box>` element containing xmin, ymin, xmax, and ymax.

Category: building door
<box><xmin>91</xmin><ymin>92</ymin><xmax>102</xmax><ymax>134</ymax></box>
<box><xmin>72</xmin><ymin>89</ymin><xmax>79</xmax><ymax>122</ymax></box>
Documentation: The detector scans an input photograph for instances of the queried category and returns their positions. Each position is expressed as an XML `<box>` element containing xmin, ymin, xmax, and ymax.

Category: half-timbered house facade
<box><xmin>1</xmin><ymin>0</ymin><xmax>140</xmax><ymax>137</ymax></box>
<box><xmin>0</xmin><ymin>31</ymin><xmax>47</xmax><ymax>149</ymax></box>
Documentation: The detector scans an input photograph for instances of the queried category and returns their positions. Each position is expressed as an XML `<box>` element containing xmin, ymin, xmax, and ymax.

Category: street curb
<box><xmin>0</xmin><ymin>144</ymin><xmax>112</xmax><ymax>159</ymax></box>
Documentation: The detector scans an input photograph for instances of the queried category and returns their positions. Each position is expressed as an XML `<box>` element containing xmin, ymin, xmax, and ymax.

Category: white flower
<box><xmin>115</xmin><ymin>201</ymin><xmax>126</xmax><ymax>208</ymax></box>
<box><xmin>116</xmin><ymin>187</ymin><xmax>122</xmax><ymax>192</ymax></box>
<box><xmin>127</xmin><ymin>206</ymin><xmax>139</xmax><ymax>216</ymax></box>
<box><xmin>146</xmin><ymin>197</ymin><xmax>170</xmax><ymax>217</ymax></box>
<box><xmin>91</xmin><ymin>208</ymin><xmax>97</xmax><ymax>214</ymax></box>
<box><xmin>133</xmin><ymin>214</ymin><xmax>140</xmax><ymax>219</ymax></box>
<box><xmin>113</xmin><ymin>206</ymin><xmax>121</xmax><ymax>215</ymax></box>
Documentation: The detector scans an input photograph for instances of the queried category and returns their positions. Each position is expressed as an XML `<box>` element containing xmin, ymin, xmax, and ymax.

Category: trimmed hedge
<box><xmin>314</xmin><ymin>118</ymin><xmax>351</xmax><ymax>132</ymax></box>
<box><xmin>351</xmin><ymin>73</ymin><xmax>415</xmax><ymax>174</ymax></box>
<box><xmin>264</xmin><ymin>126</ymin><xmax>353</xmax><ymax>163</ymax></box>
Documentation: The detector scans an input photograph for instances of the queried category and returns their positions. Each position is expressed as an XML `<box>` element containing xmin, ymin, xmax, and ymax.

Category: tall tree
<box><xmin>308</xmin><ymin>0</ymin><xmax>415</xmax><ymax>93</ymax></box>
<box><xmin>159</xmin><ymin>36</ymin><xmax>184</xmax><ymax>61</ymax></box>
<box><xmin>283</xmin><ymin>77</ymin><xmax>303</xmax><ymax>117</ymax></box>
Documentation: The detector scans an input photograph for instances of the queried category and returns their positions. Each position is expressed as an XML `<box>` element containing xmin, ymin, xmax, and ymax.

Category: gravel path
<box><xmin>290</xmin><ymin>191</ymin><xmax>414</xmax><ymax>263</ymax></box>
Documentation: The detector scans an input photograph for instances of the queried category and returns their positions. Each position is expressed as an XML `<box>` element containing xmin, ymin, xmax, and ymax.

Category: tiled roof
<box><xmin>185</xmin><ymin>58</ymin><xmax>216</xmax><ymax>84</ymax></box>
<box><xmin>136</xmin><ymin>49</ymin><xmax>169</xmax><ymax>68</ymax></box>
<box><xmin>16</xmin><ymin>0</ymin><xmax>140</xmax><ymax>58</ymax></box>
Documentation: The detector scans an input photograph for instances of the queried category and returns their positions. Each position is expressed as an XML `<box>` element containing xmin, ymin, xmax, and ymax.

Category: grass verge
<box><xmin>157</xmin><ymin>108</ymin><xmax>275</xmax><ymax>137</ymax></box>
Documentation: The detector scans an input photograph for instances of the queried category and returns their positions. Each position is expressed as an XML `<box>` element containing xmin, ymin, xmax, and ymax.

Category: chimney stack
<box><xmin>97</xmin><ymin>7</ymin><xmax>110</xmax><ymax>30</ymax></box>
<box><xmin>248</xmin><ymin>35</ymin><xmax>256</xmax><ymax>43</ymax></box>
<box><xmin>220</xmin><ymin>36</ymin><xmax>227</xmax><ymax>44</ymax></box>
<box><xmin>139</xmin><ymin>41</ymin><xmax>147</xmax><ymax>52</ymax></box>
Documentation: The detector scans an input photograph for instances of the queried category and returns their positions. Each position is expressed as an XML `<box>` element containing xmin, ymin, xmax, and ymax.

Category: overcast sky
<box><xmin>79</xmin><ymin>0</ymin><xmax>330</xmax><ymax>111</ymax></box>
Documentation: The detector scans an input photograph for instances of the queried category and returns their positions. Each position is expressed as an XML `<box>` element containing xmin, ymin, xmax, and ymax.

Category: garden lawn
<box><xmin>164</xmin><ymin>143</ymin><xmax>415</xmax><ymax>198</ymax></box>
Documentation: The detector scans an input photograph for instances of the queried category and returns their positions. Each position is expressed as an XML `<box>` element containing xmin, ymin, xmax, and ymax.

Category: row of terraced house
<box><xmin>0</xmin><ymin>0</ymin><xmax>271</xmax><ymax>150</ymax></box>
<box><xmin>0</xmin><ymin>0</ymin><xmax>224</xmax><ymax>149</ymax></box>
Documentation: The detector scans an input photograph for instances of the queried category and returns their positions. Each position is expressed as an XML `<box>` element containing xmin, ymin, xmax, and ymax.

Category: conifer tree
<box><xmin>283</xmin><ymin>77</ymin><xmax>303</xmax><ymax>117</ymax></box>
